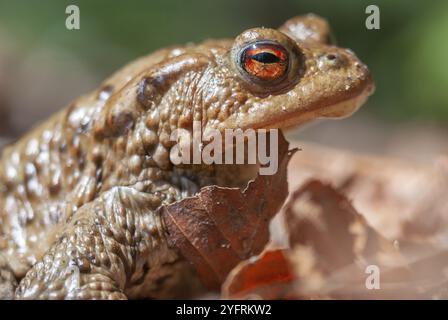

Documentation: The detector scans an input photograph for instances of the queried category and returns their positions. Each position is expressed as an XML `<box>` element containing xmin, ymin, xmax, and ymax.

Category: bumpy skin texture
<box><xmin>0</xmin><ymin>15</ymin><xmax>373</xmax><ymax>299</ymax></box>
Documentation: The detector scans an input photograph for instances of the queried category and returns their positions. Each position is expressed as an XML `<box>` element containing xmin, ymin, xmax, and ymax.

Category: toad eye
<box><xmin>231</xmin><ymin>29</ymin><xmax>304</xmax><ymax>93</ymax></box>
<box><xmin>239</xmin><ymin>42</ymin><xmax>289</xmax><ymax>82</ymax></box>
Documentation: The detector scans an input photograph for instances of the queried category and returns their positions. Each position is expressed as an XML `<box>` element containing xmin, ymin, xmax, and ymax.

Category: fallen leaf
<box><xmin>286</xmin><ymin>142</ymin><xmax>448</xmax><ymax>241</ymax></box>
<box><xmin>222</xmin><ymin>248</ymin><xmax>296</xmax><ymax>299</ymax></box>
<box><xmin>284</xmin><ymin>180</ymin><xmax>409</xmax><ymax>299</ymax></box>
<box><xmin>161</xmin><ymin>132</ymin><xmax>297</xmax><ymax>290</ymax></box>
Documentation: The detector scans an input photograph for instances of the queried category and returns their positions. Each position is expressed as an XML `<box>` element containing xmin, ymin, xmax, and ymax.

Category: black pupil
<box><xmin>251</xmin><ymin>52</ymin><xmax>280</xmax><ymax>64</ymax></box>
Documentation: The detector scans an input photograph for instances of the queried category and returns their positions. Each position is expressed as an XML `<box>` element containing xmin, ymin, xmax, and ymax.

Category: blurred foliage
<box><xmin>0</xmin><ymin>0</ymin><xmax>447</xmax><ymax>121</ymax></box>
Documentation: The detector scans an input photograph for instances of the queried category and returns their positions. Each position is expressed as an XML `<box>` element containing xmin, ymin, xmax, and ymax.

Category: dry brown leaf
<box><xmin>287</xmin><ymin>142</ymin><xmax>448</xmax><ymax>241</ymax></box>
<box><xmin>222</xmin><ymin>248</ymin><xmax>296</xmax><ymax>299</ymax></box>
<box><xmin>161</xmin><ymin>132</ymin><xmax>297</xmax><ymax>290</ymax></box>
<box><xmin>285</xmin><ymin>180</ymin><xmax>400</xmax><ymax>269</ymax></box>
<box><xmin>284</xmin><ymin>180</ymin><xmax>411</xmax><ymax>299</ymax></box>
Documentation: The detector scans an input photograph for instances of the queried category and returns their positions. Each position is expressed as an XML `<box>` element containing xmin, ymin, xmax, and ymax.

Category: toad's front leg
<box><xmin>14</xmin><ymin>186</ymin><xmax>181</xmax><ymax>300</ymax></box>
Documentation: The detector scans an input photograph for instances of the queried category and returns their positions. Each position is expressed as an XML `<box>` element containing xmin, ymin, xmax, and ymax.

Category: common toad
<box><xmin>0</xmin><ymin>15</ymin><xmax>373</xmax><ymax>299</ymax></box>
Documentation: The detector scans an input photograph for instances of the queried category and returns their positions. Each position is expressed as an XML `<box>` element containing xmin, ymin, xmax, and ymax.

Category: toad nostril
<box><xmin>318</xmin><ymin>53</ymin><xmax>346</xmax><ymax>71</ymax></box>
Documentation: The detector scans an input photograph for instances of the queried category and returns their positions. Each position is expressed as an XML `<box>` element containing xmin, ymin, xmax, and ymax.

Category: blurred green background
<box><xmin>0</xmin><ymin>0</ymin><xmax>447</xmax><ymax>126</ymax></box>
